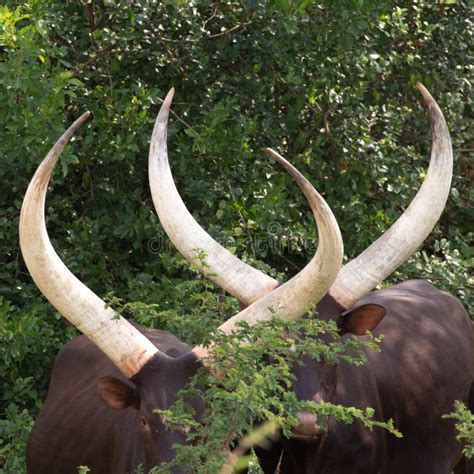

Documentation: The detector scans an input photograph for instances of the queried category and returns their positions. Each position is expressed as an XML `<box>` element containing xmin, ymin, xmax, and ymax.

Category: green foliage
<box><xmin>77</xmin><ymin>466</ymin><xmax>91</xmax><ymax>474</ymax></box>
<box><xmin>444</xmin><ymin>402</ymin><xmax>474</xmax><ymax>459</ymax></box>
<box><xmin>145</xmin><ymin>312</ymin><xmax>398</xmax><ymax>472</ymax></box>
<box><xmin>0</xmin><ymin>405</ymin><xmax>34</xmax><ymax>473</ymax></box>
<box><xmin>0</xmin><ymin>0</ymin><xmax>471</xmax><ymax>470</ymax></box>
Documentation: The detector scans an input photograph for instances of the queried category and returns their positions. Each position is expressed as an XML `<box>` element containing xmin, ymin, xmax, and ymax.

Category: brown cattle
<box><xmin>258</xmin><ymin>282</ymin><xmax>473</xmax><ymax>473</ymax></box>
<box><xmin>22</xmin><ymin>84</ymin><xmax>473</xmax><ymax>473</ymax></box>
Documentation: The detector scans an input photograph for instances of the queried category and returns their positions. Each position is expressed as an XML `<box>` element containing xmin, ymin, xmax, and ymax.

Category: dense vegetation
<box><xmin>0</xmin><ymin>1</ymin><xmax>472</xmax><ymax>471</ymax></box>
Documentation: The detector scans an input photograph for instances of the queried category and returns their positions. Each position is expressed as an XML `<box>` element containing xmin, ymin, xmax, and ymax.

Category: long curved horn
<box><xmin>194</xmin><ymin>150</ymin><xmax>343</xmax><ymax>357</ymax></box>
<box><xmin>19</xmin><ymin>115</ymin><xmax>159</xmax><ymax>378</ymax></box>
<box><xmin>149</xmin><ymin>89</ymin><xmax>279</xmax><ymax>307</ymax></box>
<box><xmin>329</xmin><ymin>83</ymin><xmax>453</xmax><ymax>309</ymax></box>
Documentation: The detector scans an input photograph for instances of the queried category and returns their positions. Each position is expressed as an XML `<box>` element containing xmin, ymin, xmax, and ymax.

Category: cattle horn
<box><xmin>194</xmin><ymin>149</ymin><xmax>343</xmax><ymax>357</ymax></box>
<box><xmin>149</xmin><ymin>89</ymin><xmax>279</xmax><ymax>307</ymax></box>
<box><xmin>329</xmin><ymin>83</ymin><xmax>453</xmax><ymax>309</ymax></box>
<box><xmin>19</xmin><ymin>115</ymin><xmax>159</xmax><ymax>378</ymax></box>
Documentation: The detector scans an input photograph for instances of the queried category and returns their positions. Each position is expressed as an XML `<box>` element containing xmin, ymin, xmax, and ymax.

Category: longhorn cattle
<box><xmin>22</xmin><ymin>84</ymin><xmax>473</xmax><ymax>473</ymax></box>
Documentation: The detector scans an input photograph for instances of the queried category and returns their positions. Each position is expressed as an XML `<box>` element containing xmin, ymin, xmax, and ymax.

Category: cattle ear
<box><xmin>98</xmin><ymin>377</ymin><xmax>140</xmax><ymax>410</ymax></box>
<box><xmin>340</xmin><ymin>304</ymin><xmax>386</xmax><ymax>336</ymax></box>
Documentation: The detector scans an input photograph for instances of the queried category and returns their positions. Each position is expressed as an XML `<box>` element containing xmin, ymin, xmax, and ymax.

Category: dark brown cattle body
<box><xmin>22</xmin><ymin>85</ymin><xmax>473</xmax><ymax>473</ymax></box>
<box><xmin>257</xmin><ymin>281</ymin><xmax>474</xmax><ymax>473</ymax></box>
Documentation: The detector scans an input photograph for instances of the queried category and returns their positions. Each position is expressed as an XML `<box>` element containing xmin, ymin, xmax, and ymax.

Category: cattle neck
<box><xmin>126</xmin><ymin>351</ymin><xmax>204</xmax><ymax>472</ymax></box>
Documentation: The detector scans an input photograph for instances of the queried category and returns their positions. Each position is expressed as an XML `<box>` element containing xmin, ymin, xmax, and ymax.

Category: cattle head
<box><xmin>19</xmin><ymin>83</ymin><xmax>452</xmax><ymax>469</ymax></box>
<box><xmin>289</xmin><ymin>299</ymin><xmax>388</xmax><ymax>439</ymax></box>
<box><xmin>99</xmin><ymin>351</ymin><xmax>204</xmax><ymax>469</ymax></box>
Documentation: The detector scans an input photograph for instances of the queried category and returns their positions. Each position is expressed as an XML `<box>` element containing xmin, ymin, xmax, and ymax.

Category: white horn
<box><xmin>19</xmin><ymin>115</ymin><xmax>159</xmax><ymax>378</ymax></box>
<box><xmin>149</xmin><ymin>89</ymin><xmax>279</xmax><ymax>307</ymax></box>
<box><xmin>329</xmin><ymin>83</ymin><xmax>453</xmax><ymax>309</ymax></box>
<box><xmin>194</xmin><ymin>150</ymin><xmax>343</xmax><ymax>358</ymax></box>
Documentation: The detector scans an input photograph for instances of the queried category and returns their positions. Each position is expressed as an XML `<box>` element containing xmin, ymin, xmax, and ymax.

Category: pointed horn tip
<box><xmin>265</xmin><ymin>147</ymin><xmax>286</xmax><ymax>165</ymax></box>
<box><xmin>75</xmin><ymin>111</ymin><xmax>91</xmax><ymax>126</ymax></box>
<box><xmin>57</xmin><ymin>113</ymin><xmax>89</xmax><ymax>145</ymax></box>
<box><xmin>33</xmin><ymin>112</ymin><xmax>91</xmax><ymax>182</ymax></box>
<box><xmin>416</xmin><ymin>83</ymin><xmax>435</xmax><ymax>107</ymax></box>
<box><xmin>160</xmin><ymin>88</ymin><xmax>175</xmax><ymax>114</ymax></box>
<box><xmin>265</xmin><ymin>148</ymin><xmax>316</xmax><ymax>199</ymax></box>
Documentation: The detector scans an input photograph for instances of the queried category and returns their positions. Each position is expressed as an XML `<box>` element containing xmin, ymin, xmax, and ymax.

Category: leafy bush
<box><xmin>151</xmin><ymin>315</ymin><xmax>399</xmax><ymax>472</ymax></box>
<box><xmin>444</xmin><ymin>401</ymin><xmax>474</xmax><ymax>459</ymax></box>
<box><xmin>0</xmin><ymin>405</ymin><xmax>34</xmax><ymax>473</ymax></box>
